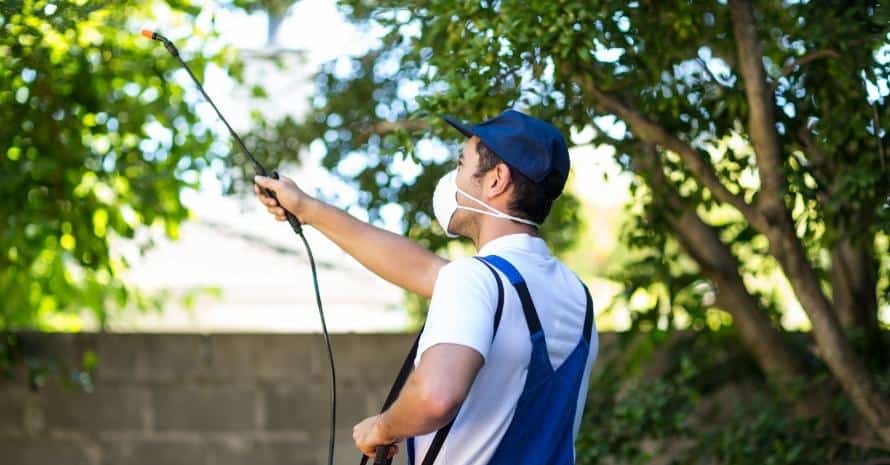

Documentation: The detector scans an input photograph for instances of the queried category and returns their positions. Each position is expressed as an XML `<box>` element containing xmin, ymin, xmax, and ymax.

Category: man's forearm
<box><xmin>305</xmin><ymin>199</ymin><xmax>447</xmax><ymax>298</ymax></box>
<box><xmin>377</xmin><ymin>372</ymin><xmax>456</xmax><ymax>442</ymax></box>
<box><xmin>377</xmin><ymin>344</ymin><xmax>481</xmax><ymax>442</ymax></box>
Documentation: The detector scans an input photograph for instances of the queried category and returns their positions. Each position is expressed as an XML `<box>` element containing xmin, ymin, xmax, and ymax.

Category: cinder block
<box><xmin>154</xmin><ymin>386</ymin><xmax>255</xmax><ymax>432</ymax></box>
<box><xmin>100</xmin><ymin>438</ymin><xmax>207</xmax><ymax>465</ymax></box>
<box><xmin>365</xmin><ymin>383</ymin><xmax>394</xmax><ymax>413</ymax></box>
<box><xmin>316</xmin><ymin>427</ymin><xmax>378</xmax><ymax>465</ymax></box>
<box><xmin>330</xmin><ymin>438</ymin><xmax>366</xmax><ymax>465</ymax></box>
<box><xmin>208</xmin><ymin>436</ymin><xmax>316</xmax><ymax>465</ymax></box>
<box><xmin>267</xmin><ymin>381</ymin><xmax>373</xmax><ymax>435</ymax></box>
<box><xmin>0</xmin><ymin>387</ymin><xmax>26</xmax><ymax>432</ymax></box>
<box><xmin>203</xmin><ymin>334</ymin><xmax>323</xmax><ymax>382</ymax></box>
<box><xmin>200</xmin><ymin>334</ymin><xmax>260</xmax><ymax>382</ymax></box>
<box><xmin>23</xmin><ymin>392</ymin><xmax>46</xmax><ymax>435</ymax></box>
<box><xmin>330</xmin><ymin>334</ymin><xmax>416</xmax><ymax>386</ymax></box>
<box><xmin>142</xmin><ymin>334</ymin><xmax>209</xmax><ymax>382</ymax></box>
<box><xmin>334</xmin><ymin>384</ymin><xmax>377</xmax><ymax>431</ymax></box>
<box><xmin>264</xmin><ymin>383</ymin><xmax>331</xmax><ymax>431</ymax></box>
<box><xmin>252</xmin><ymin>335</ymin><xmax>326</xmax><ymax>382</ymax></box>
<box><xmin>45</xmin><ymin>385</ymin><xmax>147</xmax><ymax>432</ymax></box>
<box><xmin>93</xmin><ymin>333</ymin><xmax>147</xmax><ymax>381</ymax></box>
<box><xmin>0</xmin><ymin>438</ymin><xmax>97</xmax><ymax>465</ymax></box>
<box><xmin>95</xmin><ymin>334</ymin><xmax>208</xmax><ymax>383</ymax></box>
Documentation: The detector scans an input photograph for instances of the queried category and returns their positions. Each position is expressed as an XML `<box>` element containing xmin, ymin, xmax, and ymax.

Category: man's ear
<box><xmin>487</xmin><ymin>163</ymin><xmax>512</xmax><ymax>198</ymax></box>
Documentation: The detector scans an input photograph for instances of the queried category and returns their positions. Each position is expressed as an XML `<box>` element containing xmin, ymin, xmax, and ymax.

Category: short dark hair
<box><xmin>472</xmin><ymin>139</ymin><xmax>563</xmax><ymax>224</ymax></box>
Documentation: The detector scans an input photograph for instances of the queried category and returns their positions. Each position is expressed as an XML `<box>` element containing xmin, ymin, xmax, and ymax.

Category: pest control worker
<box><xmin>254</xmin><ymin>109</ymin><xmax>598</xmax><ymax>465</ymax></box>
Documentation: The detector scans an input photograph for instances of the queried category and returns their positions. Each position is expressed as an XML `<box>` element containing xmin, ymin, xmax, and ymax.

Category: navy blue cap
<box><xmin>442</xmin><ymin>110</ymin><xmax>569</xmax><ymax>196</ymax></box>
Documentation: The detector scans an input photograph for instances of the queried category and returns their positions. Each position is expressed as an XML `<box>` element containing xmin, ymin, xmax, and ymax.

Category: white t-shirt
<box><xmin>411</xmin><ymin>233</ymin><xmax>599</xmax><ymax>465</ymax></box>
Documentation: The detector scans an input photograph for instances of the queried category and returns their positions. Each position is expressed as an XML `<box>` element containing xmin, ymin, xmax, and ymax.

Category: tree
<box><xmin>254</xmin><ymin>0</ymin><xmax>890</xmax><ymax>442</ymax></box>
<box><xmin>1</xmin><ymin>0</ymin><xmax>246</xmax><ymax>330</ymax></box>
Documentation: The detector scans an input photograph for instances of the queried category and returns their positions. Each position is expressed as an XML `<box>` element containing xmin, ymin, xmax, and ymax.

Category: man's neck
<box><xmin>473</xmin><ymin>217</ymin><xmax>540</xmax><ymax>252</ymax></box>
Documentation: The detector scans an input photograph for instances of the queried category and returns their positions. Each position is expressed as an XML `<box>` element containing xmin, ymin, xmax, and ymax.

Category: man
<box><xmin>254</xmin><ymin>109</ymin><xmax>598</xmax><ymax>465</ymax></box>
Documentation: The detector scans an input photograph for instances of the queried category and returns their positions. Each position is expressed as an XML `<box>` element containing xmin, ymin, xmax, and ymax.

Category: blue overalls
<box><xmin>407</xmin><ymin>254</ymin><xmax>595</xmax><ymax>465</ymax></box>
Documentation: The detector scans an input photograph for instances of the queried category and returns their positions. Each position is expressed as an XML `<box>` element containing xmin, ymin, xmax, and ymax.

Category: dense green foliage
<box><xmin>580</xmin><ymin>328</ymin><xmax>890</xmax><ymax>465</ymax></box>
<box><xmin>1</xmin><ymin>0</ymin><xmax>243</xmax><ymax>330</ymax></box>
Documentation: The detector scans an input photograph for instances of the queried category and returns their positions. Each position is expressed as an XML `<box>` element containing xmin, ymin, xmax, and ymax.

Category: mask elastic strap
<box><xmin>455</xmin><ymin>205</ymin><xmax>541</xmax><ymax>228</ymax></box>
<box><xmin>455</xmin><ymin>186</ymin><xmax>503</xmax><ymax>214</ymax></box>
<box><xmin>453</xmin><ymin>177</ymin><xmax>541</xmax><ymax>228</ymax></box>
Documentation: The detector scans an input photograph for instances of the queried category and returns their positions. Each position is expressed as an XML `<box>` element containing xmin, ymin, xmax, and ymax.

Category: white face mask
<box><xmin>432</xmin><ymin>169</ymin><xmax>541</xmax><ymax>238</ymax></box>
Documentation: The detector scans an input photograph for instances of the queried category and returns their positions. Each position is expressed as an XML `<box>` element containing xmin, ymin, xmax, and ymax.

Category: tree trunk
<box><xmin>634</xmin><ymin>149</ymin><xmax>821</xmax><ymax>417</ymax></box>
<box><xmin>766</xmin><ymin>213</ymin><xmax>890</xmax><ymax>441</ymax></box>
<box><xmin>671</xmin><ymin>211</ymin><xmax>813</xmax><ymax>386</ymax></box>
<box><xmin>573</xmin><ymin>82</ymin><xmax>824</xmax><ymax>415</ymax></box>
<box><xmin>729</xmin><ymin>0</ymin><xmax>890</xmax><ymax>441</ymax></box>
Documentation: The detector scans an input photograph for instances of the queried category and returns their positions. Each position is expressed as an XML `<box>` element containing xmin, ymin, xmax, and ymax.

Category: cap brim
<box><xmin>442</xmin><ymin>115</ymin><xmax>475</xmax><ymax>138</ymax></box>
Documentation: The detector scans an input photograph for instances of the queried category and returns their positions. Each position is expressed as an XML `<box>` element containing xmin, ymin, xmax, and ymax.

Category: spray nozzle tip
<box><xmin>141</xmin><ymin>29</ymin><xmax>154</xmax><ymax>39</ymax></box>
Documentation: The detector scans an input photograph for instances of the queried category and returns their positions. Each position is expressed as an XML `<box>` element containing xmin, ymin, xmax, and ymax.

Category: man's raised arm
<box><xmin>254</xmin><ymin>174</ymin><xmax>447</xmax><ymax>298</ymax></box>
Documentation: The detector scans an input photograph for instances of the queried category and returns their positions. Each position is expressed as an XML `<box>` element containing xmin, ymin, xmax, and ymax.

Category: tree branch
<box><xmin>568</xmin><ymin>66</ymin><xmax>764</xmax><ymax>229</ymax></box>
<box><xmin>729</xmin><ymin>0</ymin><xmax>786</xmax><ymax>208</ymax></box>
<box><xmin>632</xmin><ymin>144</ymin><xmax>820</xmax><ymax>412</ymax></box>
<box><xmin>769</xmin><ymin>49</ymin><xmax>840</xmax><ymax>93</ymax></box>
<box><xmin>767</xmin><ymin>34</ymin><xmax>880</xmax><ymax>94</ymax></box>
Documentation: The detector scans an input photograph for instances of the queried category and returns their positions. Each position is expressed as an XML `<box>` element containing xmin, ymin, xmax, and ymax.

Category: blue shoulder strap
<box><xmin>579</xmin><ymin>277</ymin><xmax>594</xmax><ymax>343</ymax></box>
<box><xmin>478</xmin><ymin>255</ymin><xmax>543</xmax><ymax>337</ymax></box>
<box><xmin>473</xmin><ymin>256</ymin><xmax>505</xmax><ymax>341</ymax></box>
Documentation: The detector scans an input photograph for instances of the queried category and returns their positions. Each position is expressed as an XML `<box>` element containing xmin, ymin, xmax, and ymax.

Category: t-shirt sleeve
<box><xmin>416</xmin><ymin>258</ymin><xmax>500</xmax><ymax>363</ymax></box>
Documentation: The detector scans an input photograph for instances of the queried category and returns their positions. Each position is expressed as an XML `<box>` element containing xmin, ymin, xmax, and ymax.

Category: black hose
<box><xmin>143</xmin><ymin>30</ymin><xmax>338</xmax><ymax>465</ymax></box>
<box><xmin>300</xmin><ymin>230</ymin><xmax>337</xmax><ymax>465</ymax></box>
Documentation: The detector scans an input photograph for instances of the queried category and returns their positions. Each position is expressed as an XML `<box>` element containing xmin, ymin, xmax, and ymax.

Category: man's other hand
<box><xmin>353</xmin><ymin>414</ymin><xmax>400</xmax><ymax>459</ymax></box>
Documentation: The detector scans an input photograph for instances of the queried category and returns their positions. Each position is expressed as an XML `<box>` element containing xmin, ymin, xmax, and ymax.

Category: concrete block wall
<box><xmin>0</xmin><ymin>333</ymin><xmax>416</xmax><ymax>465</ymax></box>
